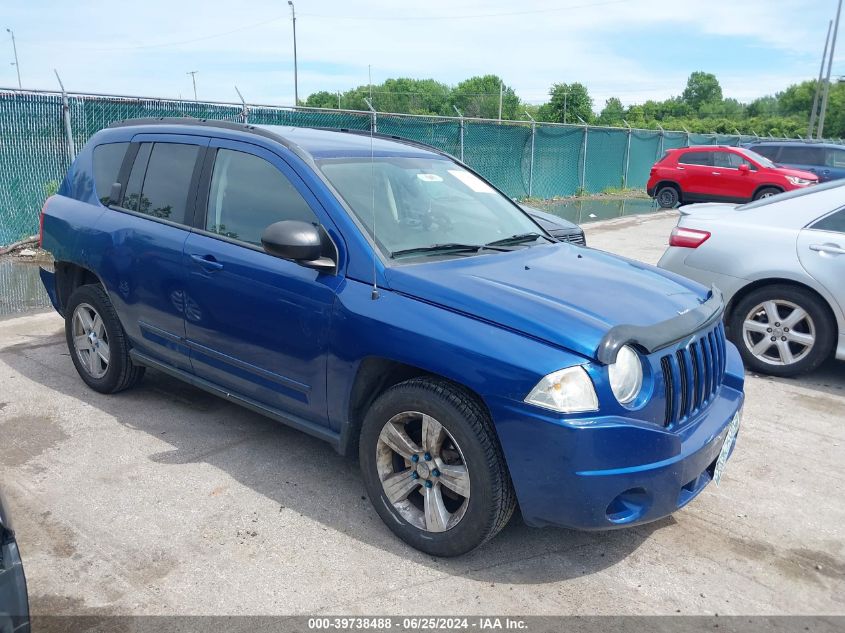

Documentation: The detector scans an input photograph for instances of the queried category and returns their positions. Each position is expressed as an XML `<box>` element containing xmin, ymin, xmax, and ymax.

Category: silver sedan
<box><xmin>658</xmin><ymin>180</ymin><xmax>845</xmax><ymax>376</ymax></box>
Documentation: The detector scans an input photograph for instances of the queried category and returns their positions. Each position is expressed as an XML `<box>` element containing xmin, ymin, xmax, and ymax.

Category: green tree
<box><xmin>682</xmin><ymin>72</ymin><xmax>723</xmax><ymax>111</ymax></box>
<box><xmin>304</xmin><ymin>90</ymin><xmax>340</xmax><ymax>109</ymax></box>
<box><xmin>546</xmin><ymin>82</ymin><xmax>593</xmax><ymax>124</ymax></box>
<box><xmin>450</xmin><ymin>75</ymin><xmax>520</xmax><ymax>119</ymax></box>
<box><xmin>597</xmin><ymin>97</ymin><xmax>625</xmax><ymax>126</ymax></box>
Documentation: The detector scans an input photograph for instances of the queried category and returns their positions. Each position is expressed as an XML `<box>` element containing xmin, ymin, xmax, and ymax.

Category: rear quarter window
<box><xmin>92</xmin><ymin>142</ymin><xmax>129</xmax><ymax>205</ymax></box>
<box><xmin>811</xmin><ymin>208</ymin><xmax>845</xmax><ymax>233</ymax></box>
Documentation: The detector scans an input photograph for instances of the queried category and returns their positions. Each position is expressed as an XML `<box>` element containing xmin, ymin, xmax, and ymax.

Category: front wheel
<box><xmin>728</xmin><ymin>284</ymin><xmax>833</xmax><ymax>377</ymax></box>
<box><xmin>359</xmin><ymin>377</ymin><xmax>515</xmax><ymax>557</ymax></box>
<box><xmin>754</xmin><ymin>187</ymin><xmax>782</xmax><ymax>200</ymax></box>
<box><xmin>655</xmin><ymin>185</ymin><xmax>680</xmax><ymax>209</ymax></box>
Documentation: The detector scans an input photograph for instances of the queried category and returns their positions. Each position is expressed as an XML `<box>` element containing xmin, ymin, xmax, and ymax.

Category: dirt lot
<box><xmin>0</xmin><ymin>211</ymin><xmax>843</xmax><ymax>616</ymax></box>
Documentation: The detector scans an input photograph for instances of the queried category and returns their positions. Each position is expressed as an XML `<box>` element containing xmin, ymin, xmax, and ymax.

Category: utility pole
<box><xmin>818</xmin><ymin>0</ymin><xmax>843</xmax><ymax>140</ymax></box>
<box><xmin>809</xmin><ymin>20</ymin><xmax>833</xmax><ymax>139</ymax></box>
<box><xmin>498</xmin><ymin>80</ymin><xmax>503</xmax><ymax>122</ymax></box>
<box><xmin>288</xmin><ymin>1</ymin><xmax>299</xmax><ymax>106</ymax></box>
<box><xmin>5</xmin><ymin>28</ymin><xmax>21</xmax><ymax>89</ymax></box>
<box><xmin>186</xmin><ymin>71</ymin><xmax>198</xmax><ymax>101</ymax></box>
<box><xmin>368</xmin><ymin>64</ymin><xmax>373</xmax><ymax>102</ymax></box>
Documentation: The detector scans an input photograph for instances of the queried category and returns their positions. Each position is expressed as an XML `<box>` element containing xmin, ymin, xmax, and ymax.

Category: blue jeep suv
<box><xmin>746</xmin><ymin>141</ymin><xmax>845</xmax><ymax>183</ymax></box>
<box><xmin>38</xmin><ymin>118</ymin><xmax>744</xmax><ymax>556</ymax></box>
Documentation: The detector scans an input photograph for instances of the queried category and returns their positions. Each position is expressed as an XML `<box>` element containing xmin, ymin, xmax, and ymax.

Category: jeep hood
<box><xmin>384</xmin><ymin>244</ymin><xmax>711</xmax><ymax>361</ymax></box>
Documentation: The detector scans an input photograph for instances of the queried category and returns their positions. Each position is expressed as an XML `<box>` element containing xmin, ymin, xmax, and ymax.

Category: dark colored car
<box><xmin>648</xmin><ymin>145</ymin><xmax>818</xmax><ymax>208</ymax></box>
<box><xmin>0</xmin><ymin>491</ymin><xmax>29</xmax><ymax>633</ymax></box>
<box><xmin>745</xmin><ymin>141</ymin><xmax>845</xmax><ymax>183</ymax></box>
<box><xmin>519</xmin><ymin>205</ymin><xmax>586</xmax><ymax>245</ymax></box>
<box><xmin>39</xmin><ymin>118</ymin><xmax>744</xmax><ymax>556</ymax></box>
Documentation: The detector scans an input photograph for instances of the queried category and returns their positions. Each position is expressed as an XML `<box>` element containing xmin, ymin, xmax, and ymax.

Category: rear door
<box><xmin>796</xmin><ymin>208</ymin><xmax>845</xmax><ymax>324</ymax></box>
<box><xmin>96</xmin><ymin>135</ymin><xmax>208</xmax><ymax>371</ymax></box>
<box><xmin>181</xmin><ymin>139</ymin><xmax>342</xmax><ymax>426</ymax></box>
<box><xmin>677</xmin><ymin>150</ymin><xmax>715</xmax><ymax>198</ymax></box>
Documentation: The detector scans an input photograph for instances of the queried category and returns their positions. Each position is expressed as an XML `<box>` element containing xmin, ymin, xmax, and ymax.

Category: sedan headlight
<box><xmin>524</xmin><ymin>366</ymin><xmax>599</xmax><ymax>413</ymax></box>
<box><xmin>608</xmin><ymin>345</ymin><xmax>644</xmax><ymax>405</ymax></box>
<box><xmin>786</xmin><ymin>176</ymin><xmax>813</xmax><ymax>186</ymax></box>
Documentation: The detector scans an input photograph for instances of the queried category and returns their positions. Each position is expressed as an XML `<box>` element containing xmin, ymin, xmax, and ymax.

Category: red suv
<box><xmin>647</xmin><ymin>145</ymin><xmax>818</xmax><ymax>208</ymax></box>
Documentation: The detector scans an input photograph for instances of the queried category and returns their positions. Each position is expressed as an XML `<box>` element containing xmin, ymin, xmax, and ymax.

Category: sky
<box><xmin>3</xmin><ymin>0</ymin><xmax>844</xmax><ymax>112</ymax></box>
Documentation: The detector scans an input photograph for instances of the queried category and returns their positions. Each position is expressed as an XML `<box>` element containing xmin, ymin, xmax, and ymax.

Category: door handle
<box><xmin>810</xmin><ymin>243</ymin><xmax>845</xmax><ymax>255</ymax></box>
<box><xmin>711</xmin><ymin>172</ymin><xmax>721</xmax><ymax>176</ymax></box>
<box><xmin>189</xmin><ymin>253</ymin><xmax>224</xmax><ymax>271</ymax></box>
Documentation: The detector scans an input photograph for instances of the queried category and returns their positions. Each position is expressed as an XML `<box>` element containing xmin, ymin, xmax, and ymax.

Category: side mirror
<box><xmin>738</xmin><ymin>164</ymin><xmax>750</xmax><ymax>174</ymax></box>
<box><xmin>260</xmin><ymin>220</ymin><xmax>335</xmax><ymax>272</ymax></box>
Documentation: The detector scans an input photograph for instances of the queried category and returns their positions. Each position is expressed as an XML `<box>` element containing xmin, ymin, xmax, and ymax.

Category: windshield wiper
<box><xmin>485</xmin><ymin>232</ymin><xmax>550</xmax><ymax>247</ymax></box>
<box><xmin>390</xmin><ymin>243</ymin><xmax>483</xmax><ymax>258</ymax></box>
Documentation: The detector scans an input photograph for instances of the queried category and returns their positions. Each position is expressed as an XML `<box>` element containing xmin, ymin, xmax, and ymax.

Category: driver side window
<box><xmin>206</xmin><ymin>149</ymin><xmax>317</xmax><ymax>245</ymax></box>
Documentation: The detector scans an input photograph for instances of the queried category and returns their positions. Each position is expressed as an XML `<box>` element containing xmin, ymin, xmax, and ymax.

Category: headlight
<box><xmin>786</xmin><ymin>176</ymin><xmax>812</xmax><ymax>186</ymax></box>
<box><xmin>608</xmin><ymin>345</ymin><xmax>643</xmax><ymax>404</ymax></box>
<box><xmin>524</xmin><ymin>366</ymin><xmax>598</xmax><ymax>413</ymax></box>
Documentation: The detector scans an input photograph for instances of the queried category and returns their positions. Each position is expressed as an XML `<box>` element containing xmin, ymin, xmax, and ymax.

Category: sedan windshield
<box><xmin>317</xmin><ymin>157</ymin><xmax>544</xmax><ymax>259</ymax></box>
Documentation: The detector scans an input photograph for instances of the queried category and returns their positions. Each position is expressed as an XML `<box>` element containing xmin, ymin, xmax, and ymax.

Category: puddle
<box><xmin>0</xmin><ymin>259</ymin><xmax>53</xmax><ymax>317</ymax></box>
<box><xmin>535</xmin><ymin>198</ymin><xmax>658</xmax><ymax>224</ymax></box>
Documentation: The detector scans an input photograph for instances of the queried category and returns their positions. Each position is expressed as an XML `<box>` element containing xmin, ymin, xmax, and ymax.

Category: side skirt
<box><xmin>129</xmin><ymin>349</ymin><xmax>342</xmax><ymax>452</ymax></box>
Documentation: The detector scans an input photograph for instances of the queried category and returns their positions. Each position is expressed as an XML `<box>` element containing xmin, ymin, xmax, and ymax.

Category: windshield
<box><xmin>317</xmin><ymin>157</ymin><xmax>542</xmax><ymax>259</ymax></box>
<box><xmin>740</xmin><ymin>148</ymin><xmax>776</xmax><ymax>169</ymax></box>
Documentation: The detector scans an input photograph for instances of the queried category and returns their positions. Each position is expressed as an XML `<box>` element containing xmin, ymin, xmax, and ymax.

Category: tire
<box><xmin>359</xmin><ymin>377</ymin><xmax>515</xmax><ymax>557</ymax></box>
<box><xmin>656</xmin><ymin>185</ymin><xmax>680</xmax><ymax>209</ymax></box>
<box><xmin>754</xmin><ymin>187</ymin><xmax>782</xmax><ymax>200</ymax></box>
<box><xmin>728</xmin><ymin>284</ymin><xmax>834</xmax><ymax>377</ymax></box>
<box><xmin>65</xmin><ymin>284</ymin><xmax>145</xmax><ymax>393</ymax></box>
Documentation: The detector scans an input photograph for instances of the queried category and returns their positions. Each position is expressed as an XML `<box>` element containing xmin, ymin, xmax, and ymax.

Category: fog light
<box><xmin>605</xmin><ymin>487</ymin><xmax>650</xmax><ymax>524</ymax></box>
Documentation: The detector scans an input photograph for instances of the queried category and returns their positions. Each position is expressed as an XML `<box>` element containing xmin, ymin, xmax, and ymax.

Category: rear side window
<box><xmin>811</xmin><ymin>209</ymin><xmax>845</xmax><ymax>233</ymax></box>
<box><xmin>92</xmin><ymin>142</ymin><xmax>129</xmax><ymax>205</ymax></box>
<box><xmin>778</xmin><ymin>146</ymin><xmax>822</xmax><ymax>165</ymax></box>
<box><xmin>205</xmin><ymin>148</ymin><xmax>317</xmax><ymax>245</ymax></box>
<box><xmin>678</xmin><ymin>151</ymin><xmax>713</xmax><ymax>166</ymax></box>
<box><xmin>123</xmin><ymin>142</ymin><xmax>199</xmax><ymax>224</ymax></box>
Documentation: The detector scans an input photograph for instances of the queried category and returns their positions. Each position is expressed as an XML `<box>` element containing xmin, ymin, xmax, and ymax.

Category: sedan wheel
<box><xmin>742</xmin><ymin>299</ymin><xmax>815</xmax><ymax>366</ymax></box>
<box><xmin>72</xmin><ymin>303</ymin><xmax>111</xmax><ymax>379</ymax></box>
<box><xmin>376</xmin><ymin>411</ymin><xmax>470</xmax><ymax>533</ymax></box>
<box><xmin>729</xmin><ymin>284</ymin><xmax>834</xmax><ymax>377</ymax></box>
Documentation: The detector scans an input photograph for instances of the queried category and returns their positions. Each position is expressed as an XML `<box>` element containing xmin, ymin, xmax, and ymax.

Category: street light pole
<box><xmin>186</xmin><ymin>71</ymin><xmax>198</xmax><ymax>101</ymax></box>
<box><xmin>6</xmin><ymin>28</ymin><xmax>21</xmax><ymax>89</ymax></box>
<box><xmin>818</xmin><ymin>0</ymin><xmax>843</xmax><ymax>140</ymax></box>
<box><xmin>288</xmin><ymin>0</ymin><xmax>299</xmax><ymax>106</ymax></box>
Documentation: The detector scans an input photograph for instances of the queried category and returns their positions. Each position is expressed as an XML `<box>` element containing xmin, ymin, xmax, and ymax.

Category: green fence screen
<box><xmin>0</xmin><ymin>89</ymin><xmax>822</xmax><ymax>245</ymax></box>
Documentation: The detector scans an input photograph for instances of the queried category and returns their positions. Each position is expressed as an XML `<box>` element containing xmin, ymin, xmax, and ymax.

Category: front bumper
<box><xmin>488</xmin><ymin>346</ymin><xmax>745</xmax><ymax>530</ymax></box>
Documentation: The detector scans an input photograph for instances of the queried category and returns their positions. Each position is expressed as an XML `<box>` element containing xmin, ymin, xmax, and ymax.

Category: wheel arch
<box><xmin>726</xmin><ymin>277</ymin><xmax>838</xmax><ymax>340</ymax></box>
<box><xmin>751</xmin><ymin>184</ymin><xmax>784</xmax><ymax>199</ymax></box>
<box><xmin>340</xmin><ymin>356</ymin><xmax>494</xmax><ymax>458</ymax></box>
<box><xmin>53</xmin><ymin>261</ymin><xmax>105</xmax><ymax>316</ymax></box>
<box><xmin>654</xmin><ymin>180</ymin><xmax>682</xmax><ymax>199</ymax></box>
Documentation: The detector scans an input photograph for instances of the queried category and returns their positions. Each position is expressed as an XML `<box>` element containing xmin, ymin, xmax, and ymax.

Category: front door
<box><xmin>796</xmin><ymin>208</ymin><xmax>845</xmax><ymax>327</ymax></box>
<box><xmin>712</xmin><ymin>151</ymin><xmax>756</xmax><ymax>201</ymax></box>
<box><xmin>182</xmin><ymin>139</ymin><xmax>342</xmax><ymax>426</ymax></box>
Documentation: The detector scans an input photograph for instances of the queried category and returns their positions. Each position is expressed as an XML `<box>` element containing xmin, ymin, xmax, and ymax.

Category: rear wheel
<box><xmin>359</xmin><ymin>377</ymin><xmax>515</xmax><ymax>557</ymax></box>
<box><xmin>65</xmin><ymin>284</ymin><xmax>145</xmax><ymax>393</ymax></box>
<box><xmin>655</xmin><ymin>185</ymin><xmax>680</xmax><ymax>209</ymax></box>
<box><xmin>728</xmin><ymin>284</ymin><xmax>833</xmax><ymax>377</ymax></box>
<box><xmin>754</xmin><ymin>187</ymin><xmax>782</xmax><ymax>200</ymax></box>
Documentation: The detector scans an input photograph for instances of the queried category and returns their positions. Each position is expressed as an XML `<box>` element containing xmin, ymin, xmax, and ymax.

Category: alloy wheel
<box><xmin>376</xmin><ymin>411</ymin><xmax>470</xmax><ymax>533</ymax></box>
<box><xmin>742</xmin><ymin>299</ymin><xmax>816</xmax><ymax>366</ymax></box>
<box><xmin>71</xmin><ymin>303</ymin><xmax>110</xmax><ymax>379</ymax></box>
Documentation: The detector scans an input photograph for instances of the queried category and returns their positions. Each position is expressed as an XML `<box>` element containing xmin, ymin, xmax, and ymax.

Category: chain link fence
<box><xmin>0</xmin><ymin>87</ymin><xmax>826</xmax><ymax>245</ymax></box>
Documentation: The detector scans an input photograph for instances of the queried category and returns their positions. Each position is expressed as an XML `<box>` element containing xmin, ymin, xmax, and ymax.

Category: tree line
<box><xmin>303</xmin><ymin>72</ymin><xmax>845</xmax><ymax>139</ymax></box>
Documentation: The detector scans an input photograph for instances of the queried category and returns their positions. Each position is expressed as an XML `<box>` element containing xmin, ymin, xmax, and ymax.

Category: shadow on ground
<box><xmin>0</xmin><ymin>326</ymin><xmax>688</xmax><ymax>585</ymax></box>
